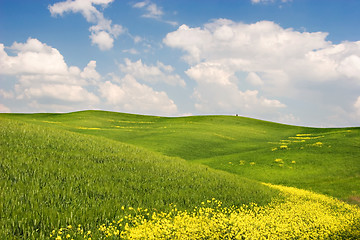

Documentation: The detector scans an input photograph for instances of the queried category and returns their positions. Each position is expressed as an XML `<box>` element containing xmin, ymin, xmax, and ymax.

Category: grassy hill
<box><xmin>5</xmin><ymin>110</ymin><xmax>360</xmax><ymax>201</ymax></box>
<box><xmin>1</xmin><ymin>110</ymin><xmax>360</xmax><ymax>239</ymax></box>
<box><xmin>0</xmin><ymin>116</ymin><xmax>279</xmax><ymax>239</ymax></box>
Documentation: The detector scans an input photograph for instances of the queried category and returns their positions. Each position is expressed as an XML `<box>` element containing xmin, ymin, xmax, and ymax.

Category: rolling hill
<box><xmin>1</xmin><ymin>110</ymin><xmax>360</xmax><ymax>239</ymax></box>
<box><xmin>4</xmin><ymin>110</ymin><xmax>359</xmax><ymax>200</ymax></box>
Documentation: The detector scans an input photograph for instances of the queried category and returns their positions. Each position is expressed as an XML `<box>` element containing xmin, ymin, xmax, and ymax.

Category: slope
<box><xmin>3</xmin><ymin>110</ymin><xmax>359</xmax><ymax>202</ymax></box>
<box><xmin>0</xmin><ymin>117</ymin><xmax>279</xmax><ymax>239</ymax></box>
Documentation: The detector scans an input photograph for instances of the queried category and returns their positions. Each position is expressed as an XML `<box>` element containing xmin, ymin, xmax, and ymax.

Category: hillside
<box><xmin>0</xmin><ymin>116</ymin><xmax>279</xmax><ymax>239</ymax></box>
<box><xmin>4</xmin><ymin>110</ymin><xmax>360</xmax><ymax>201</ymax></box>
<box><xmin>1</xmin><ymin>110</ymin><xmax>360</xmax><ymax>239</ymax></box>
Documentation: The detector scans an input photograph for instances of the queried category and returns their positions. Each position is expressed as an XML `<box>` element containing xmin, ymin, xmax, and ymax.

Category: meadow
<box><xmin>1</xmin><ymin>110</ymin><xmax>360</xmax><ymax>239</ymax></box>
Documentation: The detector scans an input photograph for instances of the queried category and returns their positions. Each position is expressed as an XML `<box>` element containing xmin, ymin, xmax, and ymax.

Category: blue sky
<box><xmin>1</xmin><ymin>0</ymin><xmax>360</xmax><ymax>127</ymax></box>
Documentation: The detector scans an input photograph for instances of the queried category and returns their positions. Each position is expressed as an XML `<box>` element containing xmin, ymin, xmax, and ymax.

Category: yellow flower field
<box><xmin>51</xmin><ymin>184</ymin><xmax>360</xmax><ymax>239</ymax></box>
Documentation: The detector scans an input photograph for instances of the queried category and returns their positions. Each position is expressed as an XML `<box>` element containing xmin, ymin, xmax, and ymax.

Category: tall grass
<box><xmin>0</xmin><ymin>117</ymin><xmax>279</xmax><ymax>239</ymax></box>
<box><xmin>5</xmin><ymin>110</ymin><xmax>359</xmax><ymax>201</ymax></box>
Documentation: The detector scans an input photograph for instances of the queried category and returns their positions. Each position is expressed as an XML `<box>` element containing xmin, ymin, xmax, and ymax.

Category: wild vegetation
<box><xmin>0</xmin><ymin>117</ymin><xmax>278</xmax><ymax>239</ymax></box>
<box><xmin>1</xmin><ymin>110</ymin><xmax>359</xmax><ymax>239</ymax></box>
<box><xmin>51</xmin><ymin>185</ymin><xmax>360</xmax><ymax>240</ymax></box>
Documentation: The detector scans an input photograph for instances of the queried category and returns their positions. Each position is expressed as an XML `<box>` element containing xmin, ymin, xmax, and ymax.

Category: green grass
<box><xmin>1</xmin><ymin>110</ymin><xmax>360</xmax><ymax>238</ymax></box>
<box><xmin>0</xmin><ymin>117</ymin><xmax>279</xmax><ymax>239</ymax></box>
<box><xmin>4</xmin><ymin>110</ymin><xmax>359</xmax><ymax>200</ymax></box>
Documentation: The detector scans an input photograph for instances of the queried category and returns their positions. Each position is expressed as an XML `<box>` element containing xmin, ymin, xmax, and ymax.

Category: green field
<box><xmin>1</xmin><ymin>110</ymin><xmax>360</xmax><ymax>239</ymax></box>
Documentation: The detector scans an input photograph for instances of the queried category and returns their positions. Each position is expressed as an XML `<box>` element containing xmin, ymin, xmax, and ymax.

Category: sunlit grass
<box><xmin>0</xmin><ymin>117</ymin><xmax>278</xmax><ymax>239</ymax></box>
<box><xmin>51</xmin><ymin>184</ymin><xmax>360</xmax><ymax>239</ymax></box>
<box><xmin>1</xmin><ymin>110</ymin><xmax>360</xmax><ymax>238</ymax></box>
<box><xmin>5</xmin><ymin>110</ymin><xmax>357</xmax><ymax>201</ymax></box>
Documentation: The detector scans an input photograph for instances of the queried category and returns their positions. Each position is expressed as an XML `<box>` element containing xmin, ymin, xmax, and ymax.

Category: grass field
<box><xmin>1</xmin><ymin>110</ymin><xmax>360</xmax><ymax>239</ymax></box>
<box><xmin>5</xmin><ymin>110</ymin><xmax>359</xmax><ymax>200</ymax></box>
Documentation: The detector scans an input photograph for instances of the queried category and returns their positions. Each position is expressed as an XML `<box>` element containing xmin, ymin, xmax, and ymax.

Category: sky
<box><xmin>1</xmin><ymin>0</ymin><xmax>360</xmax><ymax>127</ymax></box>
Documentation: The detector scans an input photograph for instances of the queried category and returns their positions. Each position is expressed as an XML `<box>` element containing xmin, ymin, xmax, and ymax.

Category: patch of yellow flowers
<box><xmin>51</xmin><ymin>184</ymin><xmax>360</xmax><ymax>239</ymax></box>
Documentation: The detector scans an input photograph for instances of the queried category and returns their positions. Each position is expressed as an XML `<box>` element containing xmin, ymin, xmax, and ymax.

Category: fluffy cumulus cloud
<box><xmin>99</xmin><ymin>74</ymin><xmax>178</xmax><ymax>115</ymax></box>
<box><xmin>49</xmin><ymin>0</ymin><xmax>125</xmax><ymax>50</ymax></box>
<box><xmin>119</xmin><ymin>58</ymin><xmax>186</xmax><ymax>87</ymax></box>
<box><xmin>15</xmin><ymin>84</ymin><xmax>99</xmax><ymax>104</ymax></box>
<box><xmin>0</xmin><ymin>38</ymin><xmax>180</xmax><ymax>115</ymax></box>
<box><xmin>164</xmin><ymin>19</ymin><xmax>360</xmax><ymax>125</ymax></box>
<box><xmin>80</xmin><ymin>60</ymin><xmax>101</xmax><ymax>82</ymax></box>
<box><xmin>164</xmin><ymin>20</ymin><xmax>330</xmax><ymax>68</ymax></box>
<box><xmin>187</xmin><ymin>62</ymin><xmax>285</xmax><ymax>115</ymax></box>
<box><xmin>0</xmin><ymin>38</ymin><xmax>100</xmax><ymax>111</ymax></box>
<box><xmin>0</xmin><ymin>38</ymin><xmax>68</xmax><ymax>75</ymax></box>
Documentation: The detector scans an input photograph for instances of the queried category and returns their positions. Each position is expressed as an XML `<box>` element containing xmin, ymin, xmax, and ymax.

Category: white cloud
<box><xmin>133</xmin><ymin>36</ymin><xmax>143</xmax><ymax>43</ymax></box>
<box><xmin>0</xmin><ymin>89</ymin><xmax>14</xmax><ymax>99</ymax></box>
<box><xmin>0</xmin><ymin>104</ymin><xmax>11</xmax><ymax>113</ymax></box>
<box><xmin>122</xmin><ymin>48</ymin><xmax>140</xmax><ymax>54</ymax></box>
<box><xmin>338</xmin><ymin>55</ymin><xmax>360</xmax><ymax>80</ymax></box>
<box><xmin>133</xmin><ymin>0</ymin><xmax>163</xmax><ymax>19</ymax></box>
<box><xmin>119</xmin><ymin>58</ymin><xmax>186</xmax><ymax>87</ymax></box>
<box><xmin>0</xmin><ymin>39</ymin><xmax>68</xmax><ymax>75</ymax></box>
<box><xmin>164</xmin><ymin>20</ymin><xmax>330</xmax><ymax>67</ymax></box>
<box><xmin>163</xmin><ymin>24</ymin><xmax>212</xmax><ymax>64</ymax></box>
<box><xmin>143</xmin><ymin>3</ymin><xmax>163</xmax><ymax>19</ymax></box>
<box><xmin>133</xmin><ymin>1</ymin><xmax>148</xmax><ymax>9</ymax></box>
<box><xmin>90</xmin><ymin>30</ymin><xmax>114</xmax><ymax>51</ymax></box>
<box><xmin>132</xmin><ymin>0</ymin><xmax>178</xmax><ymax>26</ymax></box>
<box><xmin>187</xmin><ymin>62</ymin><xmax>285</xmax><ymax>115</ymax></box>
<box><xmin>164</xmin><ymin>20</ymin><xmax>292</xmax><ymax>115</ymax></box>
<box><xmin>80</xmin><ymin>60</ymin><xmax>101</xmax><ymax>82</ymax></box>
<box><xmin>186</xmin><ymin>62</ymin><xmax>233</xmax><ymax>86</ymax></box>
<box><xmin>0</xmin><ymin>38</ymin><xmax>180</xmax><ymax>116</ymax></box>
<box><xmin>99</xmin><ymin>74</ymin><xmax>178</xmax><ymax>115</ymax></box>
<box><xmin>49</xmin><ymin>0</ymin><xmax>114</xmax><ymax>22</ymax></box>
<box><xmin>164</xmin><ymin>19</ymin><xmax>360</xmax><ymax>124</ymax></box>
<box><xmin>15</xmin><ymin>83</ymin><xmax>99</xmax><ymax>104</ymax></box>
<box><xmin>49</xmin><ymin>0</ymin><xmax>124</xmax><ymax>50</ymax></box>
<box><xmin>246</xmin><ymin>72</ymin><xmax>264</xmax><ymax>86</ymax></box>
<box><xmin>276</xmin><ymin>113</ymin><xmax>300</xmax><ymax>125</ymax></box>
<box><xmin>26</xmin><ymin>101</ymin><xmax>99</xmax><ymax>113</ymax></box>
<box><xmin>0</xmin><ymin>38</ymin><xmax>100</xmax><ymax>109</ymax></box>
<box><xmin>354</xmin><ymin>96</ymin><xmax>360</xmax><ymax>116</ymax></box>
